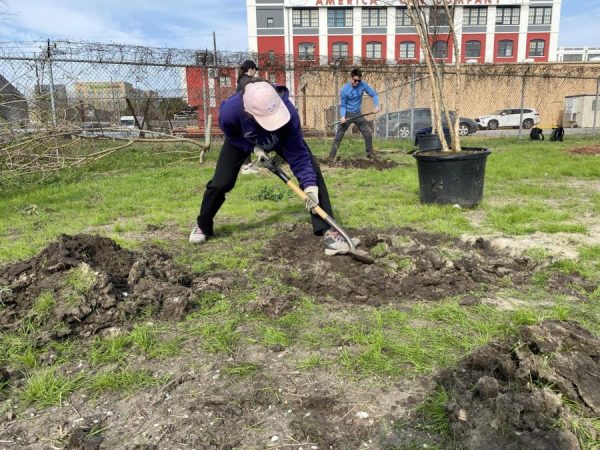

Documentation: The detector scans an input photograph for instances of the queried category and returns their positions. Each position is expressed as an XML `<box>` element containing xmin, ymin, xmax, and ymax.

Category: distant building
<box><xmin>0</xmin><ymin>74</ymin><xmax>29</xmax><ymax>124</ymax></box>
<box><xmin>247</xmin><ymin>0</ymin><xmax>562</xmax><ymax>65</ymax></box>
<box><xmin>557</xmin><ymin>47</ymin><xmax>600</xmax><ymax>62</ymax></box>
<box><xmin>74</xmin><ymin>81</ymin><xmax>145</xmax><ymax>119</ymax></box>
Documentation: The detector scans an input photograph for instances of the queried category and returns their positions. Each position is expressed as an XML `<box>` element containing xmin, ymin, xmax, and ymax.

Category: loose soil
<box><xmin>316</xmin><ymin>156</ymin><xmax>401</xmax><ymax>170</ymax></box>
<box><xmin>1</xmin><ymin>233</ymin><xmax>598</xmax><ymax>449</ymax></box>
<box><xmin>0</xmin><ymin>234</ymin><xmax>235</xmax><ymax>344</ymax></box>
<box><xmin>435</xmin><ymin>320</ymin><xmax>600</xmax><ymax>449</ymax></box>
<box><xmin>568</xmin><ymin>144</ymin><xmax>600</xmax><ymax>155</ymax></box>
<box><xmin>266</xmin><ymin>225</ymin><xmax>538</xmax><ymax>306</ymax></box>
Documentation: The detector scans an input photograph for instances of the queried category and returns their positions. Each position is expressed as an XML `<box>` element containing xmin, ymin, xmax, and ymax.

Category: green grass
<box><xmin>21</xmin><ymin>369</ymin><xmax>83</xmax><ymax>407</ymax></box>
<box><xmin>88</xmin><ymin>368</ymin><xmax>164</xmax><ymax>394</ymax></box>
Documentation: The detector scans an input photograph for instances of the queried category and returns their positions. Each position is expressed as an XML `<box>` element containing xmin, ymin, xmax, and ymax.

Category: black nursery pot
<box><xmin>413</xmin><ymin>147</ymin><xmax>491</xmax><ymax>207</ymax></box>
<box><xmin>417</xmin><ymin>132</ymin><xmax>451</xmax><ymax>151</ymax></box>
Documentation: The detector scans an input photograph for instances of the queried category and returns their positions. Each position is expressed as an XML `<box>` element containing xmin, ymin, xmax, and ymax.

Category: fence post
<box><xmin>334</xmin><ymin>64</ymin><xmax>340</xmax><ymax>135</ymax></box>
<box><xmin>518</xmin><ymin>73</ymin><xmax>526</xmax><ymax>138</ymax></box>
<box><xmin>384</xmin><ymin>76</ymin><xmax>389</xmax><ymax>139</ymax></box>
<box><xmin>410</xmin><ymin>66</ymin><xmax>416</xmax><ymax>139</ymax></box>
<box><xmin>593</xmin><ymin>77</ymin><xmax>600</xmax><ymax>137</ymax></box>
<box><xmin>46</xmin><ymin>39</ymin><xmax>57</xmax><ymax>128</ymax></box>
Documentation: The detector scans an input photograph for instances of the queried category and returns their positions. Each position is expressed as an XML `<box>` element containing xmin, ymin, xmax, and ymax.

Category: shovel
<box><xmin>330</xmin><ymin>111</ymin><xmax>376</xmax><ymax>127</ymax></box>
<box><xmin>257</xmin><ymin>154</ymin><xmax>374</xmax><ymax>264</ymax></box>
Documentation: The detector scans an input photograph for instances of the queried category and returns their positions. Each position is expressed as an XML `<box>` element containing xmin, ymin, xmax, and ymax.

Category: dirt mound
<box><xmin>266</xmin><ymin>227</ymin><xmax>534</xmax><ymax>305</ymax></box>
<box><xmin>568</xmin><ymin>144</ymin><xmax>600</xmax><ymax>155</ymax></box>
<box><xmin>0</xmin><ymin>234</ymin><xmax>197</xmax><ymax>343</ymax></box>
<box><xmin>316</xmin><ymin>156</ymin><xmax>400</xmax><ymax>170</ymax></box>
<box><xmin>437</xmin><ymin>320</ymin><xmax>600</xmax><ymax>449</ymax></box>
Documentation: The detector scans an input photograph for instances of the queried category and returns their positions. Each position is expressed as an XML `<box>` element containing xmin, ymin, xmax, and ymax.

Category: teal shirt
<box><xmin>339</xmin><ymin>81</ymin><xmax>380</xmax><ymax>117</ymax></box>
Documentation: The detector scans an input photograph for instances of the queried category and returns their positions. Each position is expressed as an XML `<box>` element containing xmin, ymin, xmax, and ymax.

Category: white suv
<box><xmin>476</xmin><ymin>108</ymin><xmax>540</xmax><ymax>130</ymax></box>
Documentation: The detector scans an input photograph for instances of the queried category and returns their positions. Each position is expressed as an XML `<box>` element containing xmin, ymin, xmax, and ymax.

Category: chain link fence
<box><xmin>1</xmin><ymin>40</ymin><xmax>600</xmax><ymax>142</ymax></box>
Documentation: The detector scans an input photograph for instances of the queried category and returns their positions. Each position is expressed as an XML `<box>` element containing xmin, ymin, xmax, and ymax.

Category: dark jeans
<box><xmin>329</xmin><ymin>111</ymin><xmax>373</xmax><ymax>158</ymax></box>
<box><xmin>197</xmin><ymin>138</ymin><xmax>334</xmax><ymax>236</ymax></box>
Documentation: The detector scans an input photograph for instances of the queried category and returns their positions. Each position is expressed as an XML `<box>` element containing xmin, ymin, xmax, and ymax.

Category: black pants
<box><xmin>197</xmin><ymin>138</ymin><xmax>334</xmax><ymax>236</ymax></box>
<box><xmin>329</xmin><ymin>111</ymin><xmax>373</xmax><ymax>158</ymax></box>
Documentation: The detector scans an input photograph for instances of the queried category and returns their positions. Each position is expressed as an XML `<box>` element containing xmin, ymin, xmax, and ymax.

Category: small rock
<box><xmin>476</xmin><ymin>375</ymin><xmax>500</xmax><ymax>399</ymax></box>
<box><xmin>356</xmin><ymin>411</ymin><xmax>369</xmax><ymax>419</ymax></box>
<box><xmin>459</xmin><ymin>295</ymin><xmax>481</xmax><ymax>306</ymax></box>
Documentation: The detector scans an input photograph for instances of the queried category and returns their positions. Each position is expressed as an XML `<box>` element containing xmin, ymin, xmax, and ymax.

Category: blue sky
<box><xmin>0</xmin><ymin>1</ymin><xmax>597</xmax><ymax>51</ymax></box>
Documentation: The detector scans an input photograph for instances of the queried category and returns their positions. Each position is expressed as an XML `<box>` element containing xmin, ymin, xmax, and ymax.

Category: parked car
<box><xmin>476</xmin><ymin>108</ymin><xmax>540</xmax><ymax>130</ymax></box>
<box><xmin>173</xmin><ymin>110</ymin><xmax>198</xmax><ymax>120</ymax></box>
<box><xmin>374</xmin><ymin>108</ymin><xmax>478</xmax><ymax>139</ymax></box>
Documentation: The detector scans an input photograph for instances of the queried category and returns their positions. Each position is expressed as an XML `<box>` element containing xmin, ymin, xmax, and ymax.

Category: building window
<box><xmin>362</xmin><ymin>8</ymin><xmax>387</xmax><ymax>27</ymax></box>
<box><xmin>464</xmin><ymin>7</ymin><xmax>487</xmax><ymax>25</ymax></box>
<box><xmin>298</xmin><ymin>42</ymin><xmax>315</xmax><ymax>60</ymax></box>
<box><xmin>430</xmin><ymin>7</ymin><xmax>452</xmax><ymax>27</ymax></box>
<box><xmin>268</xmin><ymin>50</ymin><xmax>275</xmax><ymax>62</ymax></box>
<box><xmin>327</xmin><ymin>8</ymin><xmax>352</xmax><ymax>27</ymax></box>
<box><xmin>399</xmin><ymin>41</ymin><xmax>415</xmax><ymax>59</ymax></box>
<box><xmin>496</xmin><ymin>7</ymin><xmax>520</xmax><ymax>25</ymax></box>
<box><xmin>432</xmin><ymin>41</ymin><xmax>448</xmax><ymax>59</ymax></box>
<box><xmin>529</xmin><ymin>39</ymin><xmax>545</xmax><ymax>57</ymax></box>
<box><xmin>266</xmin><ymin>17</ymin><xmax>274</xmax><ymax>28</ymax></box>
<box><xmin>366</xmin><ymin>41</ymin><xmax>382</xmax><ymax>59</ymax></box>
<box><xmin>219</xmin><ymin>76</ymin><xmax>231</xmax><ymax>87</ymax></box>
<box><xmin>465</xmin><ymin>40</ymin><xmax>481</xmax><ymax>58</ymax></box>
<box><xmin>396</xmin><ymin>8</ymin><xmax>413</xmax><ymax>26</ymax></box>
<box><xmin>563</xmin><ymin>54</ymin><xmax>583</xmax><ymax>62</ymax></box>
<box><xmin>332</xmin><ymin>42</ymin><xmax>348</xmax><ymax>59</ymax></box>
<box><xmin>498</xmin><ymin>40</ymin><xmax>514</xmax><ymax>57</ymax></box>
<box><xmin>292</xmin><ymin>8</ymin><xmax>318</xmax><ymax>27</ymax></box>
<box><xmin>529</xmin><ymin>7</ymin><xmax>552</xmax><ymax>25</ymax></box>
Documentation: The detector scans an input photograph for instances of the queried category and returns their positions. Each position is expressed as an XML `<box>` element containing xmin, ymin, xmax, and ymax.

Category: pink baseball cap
<box><xmin>243</xmin><ymin>82</ymin><xmax>291</xmax><ymax>131</ymax></box>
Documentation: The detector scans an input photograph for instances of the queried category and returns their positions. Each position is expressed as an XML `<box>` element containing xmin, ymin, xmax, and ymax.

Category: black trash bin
<box><xmin>413</xmin><ymin>147</ymin><xmax>491</xmax><ymax>207</ymax></box>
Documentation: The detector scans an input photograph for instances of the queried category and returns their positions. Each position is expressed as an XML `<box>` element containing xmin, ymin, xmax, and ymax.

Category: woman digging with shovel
<box><xmin>189</xmin><ymin>80</ymin><xmax>371</xmax><ymax>262</ymax></box>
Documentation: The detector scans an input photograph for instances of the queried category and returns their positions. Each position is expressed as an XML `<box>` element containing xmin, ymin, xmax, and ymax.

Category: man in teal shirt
<box><xmin>329</xmin><ymin>68</ymin><xmax>380</xmax><ymax>161</ymax></box>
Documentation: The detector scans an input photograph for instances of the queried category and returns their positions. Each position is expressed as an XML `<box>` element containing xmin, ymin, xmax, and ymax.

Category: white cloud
<box><xmin>1</xmin><ymin>0</ymin><xmax>248</xmax><ymax>51</ymax></box>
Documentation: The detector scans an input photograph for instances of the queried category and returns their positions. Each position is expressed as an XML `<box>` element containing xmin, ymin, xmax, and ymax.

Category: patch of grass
<box><xmin>21</xmin><ymin>369</ymin><xmax>83</xmax><ymax>406</ymax></box>
<box><xmin>193</xmin><ymin>292</ymin><xmax>231</xmax><ymax>316</ymax></box>
<box><xmin>523</xmin><ymin>246</ymin><xmax>551</xmax><ymax>263</ymax></box>
<box><xmin>261</xmin><ymin>326</ymin><xmax>290</xmax><ymax>348</ymax></box>
<box><xmin>486</xmin><ymin>203</ymin><xmax>586</xmax><ymax>235</ymax></box>
<box><xmin>297</xmin><ymin>354</ymin><xmax>323</xmax><ymax>370</ymax></box>
<box><xmin>416</xmin><ymin>387</ymin><xmax>450</xmax><ymax>435</ymax></box>
<box><xmin>252</xmin><ymin>186</ymin><xmax>292</xmax><ymax>202</ymax></box>
<box><xmin>224</xmin><ymin>362</ymin><xmax>261</xmax><ymax>377</ymax></box>
<box><xmin>32</xmin><ymin>291</ymin><xmax>56</xmax><ymax>318</ymax></box>
<box><xmin>196</xmin><ymin>319</ymin><xmax>240</xmax><ymax>354</ymax></box>
<box><xmin>88</xmin><ymin>368</ymin><xmax>163</xmax><ymax>394</ymax></box>
<box><xmin>0</xmin><ymin>333</ymin><xmax>39</xmax><ymax>369</ymax></box>
<box><xmin>64</xmin><ymin>263</ymin><xmax>97</xmax><ymax>295</ymax></box>
<box><xmin>89</xmin><ymin>334</ymin><xmax>131</xmax><ymax>365</ymax></box>
<box><xmin>559</xmin><ymin>397</ymin><xmax>600</xmax><ymax>450</ymax></box>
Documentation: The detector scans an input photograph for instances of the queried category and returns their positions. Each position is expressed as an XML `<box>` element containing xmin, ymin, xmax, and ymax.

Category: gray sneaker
<box><xmin>323</xmin><ymin>229</ymin><xmax>360</xmax><ymax>256</ymax></box>
<box><xmin>241</xmin><ymin>164</ymin><xmax>259</xmax><ymax>175</ymax></box>
<box><xmin>189</xmin><ymin>225</ymin><xmax>207</xmax><ymax>244</ymax></box>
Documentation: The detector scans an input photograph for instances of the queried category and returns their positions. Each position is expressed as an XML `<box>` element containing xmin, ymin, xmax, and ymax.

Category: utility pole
<box><xmin>212</xmin><ymin>31</ymin><xmax>218</xmax><ymax>66</ymax></box>
<box><xmin>46</xmin><ymin>39</ymin><xmax>57</xmax><ymax>128</ymax></box>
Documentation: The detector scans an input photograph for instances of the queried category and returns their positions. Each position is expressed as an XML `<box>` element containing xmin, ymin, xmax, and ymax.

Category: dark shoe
<box><xmin>366</xmin><ymin>152</ymin><xmax>377</xmax><ymax>159</ymax></box>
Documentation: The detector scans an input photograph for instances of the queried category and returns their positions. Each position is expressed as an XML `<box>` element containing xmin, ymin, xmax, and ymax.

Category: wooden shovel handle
<box><xmin>285</xmin><ymin>180</ymin><xmax>329</xmax><ymax>221</ymax></box>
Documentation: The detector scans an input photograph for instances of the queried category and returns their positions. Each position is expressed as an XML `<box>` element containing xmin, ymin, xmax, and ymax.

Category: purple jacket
<box><xmin>218</xmin><ymin>86</ymin><xmax>317</xmax><ymax>188</ymax></box>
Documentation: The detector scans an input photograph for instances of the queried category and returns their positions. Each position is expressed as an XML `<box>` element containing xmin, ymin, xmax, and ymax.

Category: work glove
<box><xmin>304</xmin><ymin>186</ymin><xmax>319</xmax><ymax>211</ymax></box>
<box><xmin>253</xmin><ymin>146</ymin><xmax>268</xmax><ymax>165</ymax></box>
